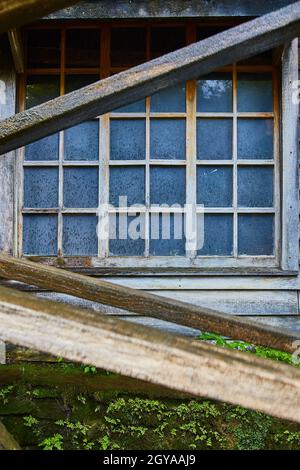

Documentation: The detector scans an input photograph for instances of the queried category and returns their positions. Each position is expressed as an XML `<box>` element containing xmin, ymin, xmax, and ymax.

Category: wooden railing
<box><xmin>0</xmin><ymin>0</ymin><xmax>300</xmax><ymax>423</ymax></box>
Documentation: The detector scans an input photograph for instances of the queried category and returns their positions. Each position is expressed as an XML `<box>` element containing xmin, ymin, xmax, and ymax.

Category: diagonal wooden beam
<box><xmin>0</xmin><ymin>422</ymin><xmax>21</xmax><ymax>451</ymax></box>
<box><xmin>0</xmin><ymin>0</ymin><xmax>80</xmax><ymax>34</ymax></box>
<box><xmin>1</xmin><ymin>285</ymin><xmax>300</xmax><ymax>423</ymax></box>
<box><xmin>0</xmin><ymin>254</ymin><xmax>299</xmax><ymax>354</ymax></box>
<box><xmin>1</xmin><ymin>1</ymin><xmax>300</xmax><ymax>155</ymax></box>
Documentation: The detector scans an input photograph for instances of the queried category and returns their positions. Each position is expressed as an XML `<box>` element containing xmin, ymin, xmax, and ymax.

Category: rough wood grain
<box><xmin>0</xmin><ymin>421</ymin><xmax>20</xmax><ymax>451</ymax></box>
<box><xmin>0</xmin><ymin>0</ymin><xmax>79</xmax><ymax>33</ymax></box>
<box><xmin>8</xmin><ymin>29</ymin><xmax>24</xmax><ymax>74</ymax></box>
<box><xmin>1</xmin><ymin>285</ymin><xmax>300</xmax><ymax>422</ymax></box>
<box><xmin>46</xmin><ymin>0</ymin><xmax>299</xmax><ymax>19</ymax></box>
<box><xmin>0</xmin><ymin>254</ymin><xmax>300</xmax><ymax>353</ymax></box>
<box><xmin>1</xmin><ymin>2</ymin><xmax>300</xmax><ymax>154</ymax></box>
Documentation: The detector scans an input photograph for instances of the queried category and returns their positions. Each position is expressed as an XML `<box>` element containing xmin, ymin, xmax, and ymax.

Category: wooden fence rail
<box><xmin>0</xmin><ymin>1</ymin><xmax>300</xmax><ymax>154</ymax></box>
<box><xmin>0</xmin><ymin>254</ymin><xmax>299</xmax><ymax>353</ymax></box>
<box><xmin>1</xmin><ymin>284</ymin><xmax>300</xmax><ymax>423</ymax></box>
<box><xmin>0</xmin><ymin>0</ymin><xmax>79</xmax><ymax>34</ymax></box>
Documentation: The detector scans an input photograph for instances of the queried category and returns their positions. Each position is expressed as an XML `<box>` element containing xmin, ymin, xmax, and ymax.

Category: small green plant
<box><xmin>0</xmin><ymin>385</ymin><xmax>14</xmax><ymax>404</ymax></box>
<box><xmin>83</xmin><ymin>365</ymin><xmax>97</xmax><ymax>375</ymax></box>
<box><xmin>39</xmin><ymin>434</ymin><xmax>64</xmax><ymax>451</ymax></box>
<box><xmin>23</xmin><ymin>415</ymin><xmax>39</xmax><ymax>428</ymax></box>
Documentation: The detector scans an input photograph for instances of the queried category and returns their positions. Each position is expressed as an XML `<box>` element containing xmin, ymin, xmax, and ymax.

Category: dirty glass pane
<box><xmin>26</xmin><ymin>76</ymin><xmax>60</xmax><ymax>109</ymax></box>
<box><xmin>197</xmin><ymin>73</ymin><xmax>232</xmax><ymax>112</ymax></box>
<box><xmin>238</xmin><ymin>215</ymin><xmax>274</xmax><ymax>255</ymax></box>
<box><xmin>63</xmin><ymin>215</ymin><xmax>98</xmax><ymax>256</ymax></box>
<box><xmin>198</xmin><ymin>214</ymin><xmax>233</xmax><ymax>256</ymax></box>
<box><xmin>25</xmin><ymin>134</ymin><xmax>59</xmax><ymax>161</ymax></box>
<box><xmin>113</xmin><ymin>100</ymin><xmax>146</xmax><ymax>113</ymax></box>
<box><xmin>27</xmin><ymin>29</ymin><xmax>60</xmax><ymax>68</ymax></box>
<box><xmin>149</xmin><ymin>213</ymin><xmax>185</xmax><ymax>256</ymax></box>
<box><xmin>237</xmin><ymin>73</ymin><xmax>273</xmax><ymax>112</ymax></box>
<box><xmin>238</xmin><ymin>166</ymin><xmax>273</xmax><ymax>207</ymax></box>
<box><xmin>197</xmin><ymin>166</ymin><xmax>233</xmax><ymax>207</ymax></box>
<box><xmin>65</xmin><ymin>74</ymin><xmax>99</xmax><ymax>93</ymax></box>
<box><xmin>64</xmin><ymin>121</ymin><xmax>99</xmax><ymax>161</ymax></box>
<box><xmin>109</xmin><ymin>167</ymin><xmax>145</xmax><ymax>207</ymax></box>
<box><xmin>238</xmin><ymin>119</ymin><xmax>273</xmax><ymax>159</ymax></box>
<box><xmin>110</xmin><ymin>119</ymin><xmax>146</xmax><ymax>160</ymax></box>
<box><xmin>150</xmin><ymin>119</ymin><xmax>186</xmax><ymax>160</ymax></box>
<box><xmin>24</xmin><ymin>168</ymin><xmax>58</xmax><ymax>208</ymax></box>
<box><xmin>150</xmin><ymin>84</ymin><xmax>186</xmax><ymax>112</ymax></box>
<box><xmin>63</xmin><ymin>168</ymin><xmax>98</xmax><ymax>208</ymax></box>
<box><xmin>150</xmin><ymin>167</ymin><xmax>186</xmax><ymax>206</ymax></box>
<box><xmin>23</xmin><ymin>215</ymin><xmax>57</xmax><ymax>256</ymax></box>
<box><xmin>151</xmin><ymin>27</ymin><xmax>186</xmax><ymax>58</ymax></box>
<box><xmin>197</xmin><ymin>118</ymin><xmax>232</xmax><ymax>160</ymax></box>
<box><xmin>109</xmin><ymin>214</ymin><xmax>145</xmax><ymax>256</ymax></box>
<box><xmin>111</xmin><ymin>28</ymin><xmax>146</xmax><ymax>67</ymax></box>
<box><xmin>66</xmin><ymin>29</ymin><xmax>100</xmax><ymax>68</ymax></box>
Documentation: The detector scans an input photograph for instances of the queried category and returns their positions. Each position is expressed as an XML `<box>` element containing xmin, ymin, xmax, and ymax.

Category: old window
<box><xmin>17</xmin><ymin>23</ymin><xmax>292</xmax><ymax>272</ymax></box>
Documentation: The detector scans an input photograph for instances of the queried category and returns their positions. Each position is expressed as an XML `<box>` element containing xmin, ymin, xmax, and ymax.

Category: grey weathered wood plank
<box><xmin>1</xmin><ymin>2</ymin><xmax>300</xmax><ymax>154</ymax></box>
<box><xmin>1</xmin><ymin>285</ymin><xmax>300</xmax><ymax>423</ymax></box>
<box><xmin>46</xmin><ymin>0</ymin><xmax>299</xmax><ymax>19</ymax></box>
<box><xmin>0</xmin><ymin>254</ymin><xmax>300</xmax><ymax>353</ymax></box>
<box><xmin>8</xmin><ymin>29</ymin><xmax>24</xmax><ymax>74</ymax></box>
<box><xmin>0</xmin><ymin>0</ymin><xmax>80</xmax><ymax>33</ymax></box>
<box><xmin>0</xmin><ymin>422</ymin><xmax>21</xmax><ymax>451</ymax></box>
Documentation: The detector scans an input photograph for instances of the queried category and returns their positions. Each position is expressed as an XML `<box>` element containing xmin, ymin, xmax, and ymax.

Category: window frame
<box><xmin>14</xmin><ymin>22</ymin><xmax>299</xmax><ymax>275</ymax></box>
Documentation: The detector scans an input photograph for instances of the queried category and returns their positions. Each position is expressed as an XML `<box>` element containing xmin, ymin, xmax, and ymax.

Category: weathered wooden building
<box><xmin>1</xmin><ymin>0</ymin><xmax>300</xmax><ymax>334</ymax></box>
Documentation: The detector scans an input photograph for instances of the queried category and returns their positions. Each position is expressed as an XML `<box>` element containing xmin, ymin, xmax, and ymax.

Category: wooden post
<box><xmin>0</xmin><ymin>422</ymin><xmax>21</xmax><ymax>450</ymax></box>
<box><xmin>0</xmin><ymin>0</ymin><xmax>80</xmax><ymax>33</ymax></box>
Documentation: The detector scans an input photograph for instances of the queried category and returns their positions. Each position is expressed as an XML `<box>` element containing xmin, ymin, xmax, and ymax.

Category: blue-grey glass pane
<box><xmin>109</xmin><ymin>214</ymin><xmax>145</xmax><ymax>256</ymax></box>
<box><xmin>150</xmin><ymin>167</ymin><xmax>186</xmax><ymax>206</ymax></box>
<box><xmin>238</xmin><ymin>166</ymin><xmax>273</xmax><ymax>207</ymax></box>
<box><xmin>25</xmin><ymin>134</ymin><xmax>59</xmax><ymax>161</ymax></box>
<box><xmin>237</xmin><ymin>73</ymin><xmax>273</xmax><ymax>112</ymax></box>
<box><xmin>113</xmin><ymin>100</ymin><xmax>146</xmax><ymax>113</ymax></box>
<box><xmin>150</xmin><ymin>84</ymin><xmax>186</xmax><ymax>112</ymax></box>
<box><xmin>26</xmin><ymin>76</ymin><xmax>60</xmax><ymax>109</ymax></box>
<box><xmin>197</xmin><ymin>73</ymin><xmax>232</xmax><ymax>112</ymax></box>
<box><xmin>110</xmin><ymin>167</ymin><xmax>145</xmax><ymax>206</ymax></box>
<box><xmin>63</xmin><ymin>168</ymin><xmax>98</xmax><ymax>208</ymax></box>
<box><xmin>198</xmin><ymin>214</ymin><xmax>233</xmax><ymax>256</ymax></box>
<box><xmin>197</xmin><ymin>118</ymin><xmax>232</xmax><ymax>160</ymax></box>
<box><xmin>63</xmin><ymin>215</ymin><xmax>98</xmax><ymax>256</ymax></box>
<box><xmin>150</xmin><ymin>213</ymin><xmax>185</xmax><ymax>256</ymax></box>
<box><xmin>65</xmin><ymin>75</ymin><xmax>99</xmax><ymax>93</ymax></box>
<box><xmin>24</xmin><ymin>168</ymin><xmax>58</xmax><ymax>208</ymax></box>
<box><xmin>238</xmin><ymin>215</ymin><xmax>274</xmax><ymax>255</ymax></box>
<box><xmin>110</xmin><ymin>119</ymin><xmax>146</xmax><ymax>160</ymax></box>
<box><xmin>65</xmin><ymin>121</ymin><xmax>99</xmax><ymax>161</ymax></box>
<box><xmin>150</xmin><ymin>119</ymin><xmax>186</xmax><ymax>160</ymax></box>
<box><xmin>197</xmin><ymin>166</ymin><xmax>233</xmax><ymax>207</ymax></box>
<box><xmin>238</xmin><ymin>119</ymin><xmax>273</xmax><ymax>159</ymax></box>
<box><xmin>23</xmin><ymin>215</ymin><xmax>57</xmax><ymax>256</ymax></box>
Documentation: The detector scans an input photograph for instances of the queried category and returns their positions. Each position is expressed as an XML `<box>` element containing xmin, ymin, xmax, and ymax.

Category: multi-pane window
<box><xmin>19</xmin><ymin>23</ymin><xmax>279</xmax><ymax>268</ymax></box>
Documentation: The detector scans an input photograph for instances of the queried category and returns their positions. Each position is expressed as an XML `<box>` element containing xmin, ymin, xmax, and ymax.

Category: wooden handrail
<box><xmin>0</xmin><ymin>1</ymin><xmax>300</xmax><ymax>154</ymax></box>
<box><xmin>0</xmin><ymin>0</ymin><xmax>80</xmax><ymax>33</ymax></box>
<box><xmin>1</xmin><ymin>284</ymin><xmax>300</xmax><ymax>423</ymax></box>
<box><xmin>0</xmin><ymin>254</ymin><xmax>299</xmax><ymax>353</ymax></box>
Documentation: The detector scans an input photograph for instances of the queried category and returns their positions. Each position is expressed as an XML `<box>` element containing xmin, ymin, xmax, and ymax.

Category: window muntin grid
<box><xmin>20</xmin><ymin>23</ymin><xmax>279</xmax><ymax>269</ymax></box>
